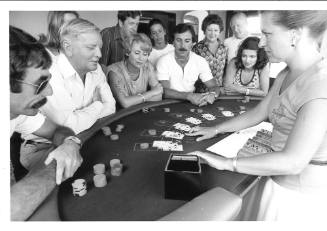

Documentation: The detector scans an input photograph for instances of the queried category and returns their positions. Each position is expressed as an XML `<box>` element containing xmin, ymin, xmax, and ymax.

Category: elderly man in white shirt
<box><xmin>224</xmin><ymin>12</ymin><xmax>249</xmax><ymax>64</ymax></box>
<box><xmin>157</xmin><ymin>23</ymin><xmax>221</xmax><ymax>106</ymax></box>
<box><xmin>20</xmin><ymin>18</ymin><xmax>116</xmax><ymax>174</ymax></box>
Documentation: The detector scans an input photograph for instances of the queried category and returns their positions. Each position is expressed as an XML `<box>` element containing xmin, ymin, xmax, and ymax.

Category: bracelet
<box><xmin>138</xmin><ymin>93</ymin><xmax>146</xmax><ymax>102</ymax></box>
<box><xmin>232</xmin><ymin>156</ymin><xmax>238</xmax><ymax>172</ymax></box>
<box><xmin>245</xmin><ymin>89</ymin><xmax>250</xmax><ymax>96</ymax></box>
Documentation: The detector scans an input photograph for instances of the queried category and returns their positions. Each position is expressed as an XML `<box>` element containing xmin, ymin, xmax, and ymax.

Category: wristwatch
<box><xmin>64</xmin><ymin>136</ymin><xmax>82</xmax><ymax>147</ymax></box>
<box><xmin>209</xmin><ymin>91</ymin><xmax>219</xmax><ymax>99</ymax></box>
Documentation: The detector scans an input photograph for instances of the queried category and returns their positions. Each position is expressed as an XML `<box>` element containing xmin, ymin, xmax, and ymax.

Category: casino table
<box><xmin>58</xmin><ymin>96</ymin><xmax>264</xmax><ymax>221</ymax></box>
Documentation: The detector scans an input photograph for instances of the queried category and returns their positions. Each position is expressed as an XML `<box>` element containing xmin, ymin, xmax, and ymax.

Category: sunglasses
<box><xmin>16</xmin><ymin>75</ymin><xmax>51</xmax><ymax>95</ymax></box>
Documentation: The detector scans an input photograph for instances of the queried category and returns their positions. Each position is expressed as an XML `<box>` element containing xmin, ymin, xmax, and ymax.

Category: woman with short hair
<box><xmin>107</xmin><ymin>33</ymin><xmax>163</xmax><ymax>109</ymax></box>
<box><xmin>192</xmin><ymin>14</ymin><xmax>227</xmax><ymax>93</ymax></box>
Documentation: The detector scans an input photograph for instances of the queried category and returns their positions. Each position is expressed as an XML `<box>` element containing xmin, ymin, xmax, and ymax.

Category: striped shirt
<box><xmin>100</xmin><ymin>24</ymin><xmax>128</xmax><ymax>67</ymax></box>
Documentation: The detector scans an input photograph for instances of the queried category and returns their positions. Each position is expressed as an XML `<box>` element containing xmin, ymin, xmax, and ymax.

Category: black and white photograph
<box><xmin>2</xmin><ymin>0</ymin><xmax>327</xmax><ymax>229</ymax></box>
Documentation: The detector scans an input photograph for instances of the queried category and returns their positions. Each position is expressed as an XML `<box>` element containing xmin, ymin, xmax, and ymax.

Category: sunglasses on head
<box><xmin>16</xmin><ymin>75</ymin><xmax>51</xmax><ymax>95</ymax></box>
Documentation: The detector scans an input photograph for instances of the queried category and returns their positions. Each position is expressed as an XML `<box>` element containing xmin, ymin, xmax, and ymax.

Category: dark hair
<box><xmin>173</xmin><ymin>23</ymin><xmax>196</xmax><ymax>42</ymax></box>
<box><xmin>10</xmin><ymin>26</ymin><xmax>37</xmax><ymax>45</ymax></box>
<box><xmin>235</xmin><ymin>36</ymin><xmax>269</xmax><ymax>70</ymax></box>
<box><xmin>117</xmin><ymin>11</ymin><xmax>142</xmax><ymax>23</ymax></box>
<box><xmin>201</xmin><ymin>14</ymin><xmax>224</xmax><ymax>33</ymax></box>
<box><xmin>10</xmin><ymin>27</ymin><xmax>52</xmax><ymax>93</ymax></box>
<box><xmin>148</xmin><ymin>18</ymin><xmax>168</xmax><ymax>45</ymax></box>
<box><xmin>263</xmin><ymin>11</ymin><xmax>327</xmax><ymax>44</ymax></box>
<box><xmin>46</xmin><ymin>11</ymin><xmax>79</xmax><ymax>50</ymax></box>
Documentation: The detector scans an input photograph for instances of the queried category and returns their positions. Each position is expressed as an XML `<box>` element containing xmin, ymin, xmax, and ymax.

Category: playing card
<box><xmin>173</xmin><ymin>123</ymin><xmax>192</xmax><ymax>132</ymax></box>
<box><xmin>162</xmin><ymin>131</ymin><xmax>184</xmax><ymax>140</ymax></box>
<box><xmin>201</xmin><ymin>113</ymin><xmax>216</xmax><ymax>121</ymax></box>
<box><xmin>185</xmin><ymin>117</ymin><xmax>202</xmax><ymax>125</ymax></box>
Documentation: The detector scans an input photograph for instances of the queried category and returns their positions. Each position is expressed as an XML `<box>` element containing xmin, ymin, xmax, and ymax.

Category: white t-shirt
<box><xmin>224</xmin><ymin>36</ymin><xmax>247</xmax><ymax>63</ymax></box>
<box><xmin>156</xmin><ymin>51</ymin><xmax>213</xmax><ymax>92</ymax></box>
<box><xmin>10</xmin><ymin>113</ymin><xmax>45</xmax><ymax>137</ymax></box>
<box><xmin>148</xmin><ymin>44</ymin><xmax>174</xmax><ymax>67</ymax></box>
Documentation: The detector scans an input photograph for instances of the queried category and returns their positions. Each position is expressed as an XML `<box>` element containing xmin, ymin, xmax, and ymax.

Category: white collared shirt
<box><xmin>156</xmin><ymin>51</ymin><xmax>213</xmax><ymax>92</ymax></box>
<box><xmin>224</xmin><ymin>36</ymin><xmax>247</xmax><ymax>63</ymax></box>
<box><xmin>40</xmin><ymin>53</ymin><xmax>116</xmax><ymax>134</ymax></box>
<box><xmin>11</xmin><ymin>113</ymin><xmax>45</xmax><ymax>137</ymax></box>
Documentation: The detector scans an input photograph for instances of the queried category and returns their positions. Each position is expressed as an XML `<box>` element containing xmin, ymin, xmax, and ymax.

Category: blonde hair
<box><xmin>59</xmin><ymin>18</ymin><xmax>100</xmax><ymax>47</ymax></box>
<box><xmin>126</xmin><ymin>33</ymin><xmax>152</xmax><ymax>55</ymax></box>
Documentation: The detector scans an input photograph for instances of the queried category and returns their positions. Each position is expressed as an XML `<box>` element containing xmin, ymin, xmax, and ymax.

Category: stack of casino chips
<box><xmin>115</xmin><ymin>124</ymin><xmax>124</xmax><ymax>132</ymax></box>
<box><xmin>72</xmin><ymin>179</ymin><xmax>87</xmax><ymax>197</ymax></box>
<box><xmin>93</xmin><ymin>163</ymin><xmax>107</xmax><ymax>187</ymax></box>
<box><xmin>101</xmin><ymin>126</ymin><xmax>112</xmax><ymax>136</ymax></box>
<box><xmin>110</xmin><ymin>159</ymin><xmax>123</xmax><ymax>176</ymax></box>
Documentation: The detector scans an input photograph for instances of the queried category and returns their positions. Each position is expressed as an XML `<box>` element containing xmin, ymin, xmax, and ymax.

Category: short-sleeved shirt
<box><xmin>107</xmin><ymin>60</ymin><xmax>158</xmax><ymax>97</ymax></box>
<box><xmin>148</xmin><ymin>44</ymin><xmax>174</xmax><ymax>67</ymax></box>
<box><xmin>224</xmin><ymin>36</ymin><xmax>247</xmax><ymax>63</ymax></box>
<box><xmin>267</xmin><ymin>59</ymin><xmax>327</xmax><ymax>191</ymax></box>
<box><xmin>192</xmin><ymin>39</ymin><xmax>227</xmax><ymax>87</ymax></box>
<box><xmin>100</xmin><ymin>24</ymin><xmax>129</xmax><ymax>66</ymax></box>
<box><xmin>156</xmin><ymin>51</ymin><xmax>213</xmax><ymax>92</ymax></box>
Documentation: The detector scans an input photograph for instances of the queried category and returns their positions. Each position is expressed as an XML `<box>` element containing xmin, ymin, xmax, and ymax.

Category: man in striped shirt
<box><xmin>100</xmin><ymin>11</ymin><xmax>141</xmax><ymax>67</ymax></box>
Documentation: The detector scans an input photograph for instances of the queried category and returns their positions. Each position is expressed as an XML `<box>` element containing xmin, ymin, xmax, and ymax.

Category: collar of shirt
<box><xmin>57</xmin><ymin>53</ymin><xmax>79</xmax><ymax>79</ymax></box>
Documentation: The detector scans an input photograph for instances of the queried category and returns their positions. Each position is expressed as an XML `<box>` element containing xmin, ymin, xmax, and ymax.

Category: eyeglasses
<box><xmin>16</xmin><ymin>76</ymin><xmax>51</xmax><ymax>95</ymax></box>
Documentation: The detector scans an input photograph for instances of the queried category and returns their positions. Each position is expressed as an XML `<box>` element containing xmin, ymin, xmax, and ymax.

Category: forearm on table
<box><xmin>51</xmin><ymin>126</ymin><xmax>75</xmax><ymax>147</ymax></box>
<box><xmin>11</xmin><ymin>161</ymin><xmax>57</xmax><ymax>221</ymax></box>
<box><xmin>98</xmin><ymin>102</ymin><xmax>116</xmax><ymax>118</ymax></box>
<box><xmin>147</xmin><ymin>93</ymin><xmax>162</xmax><ymax>101</ymax></box>
<box><xmin>215</xmin><ymin>106</ymin><xmax>267</xmax><ymax>133</ymax></box>
<box><xmin>163</xmin><ymin>88</ymin><xmax>190</xmax><ymax>101</ymax></box>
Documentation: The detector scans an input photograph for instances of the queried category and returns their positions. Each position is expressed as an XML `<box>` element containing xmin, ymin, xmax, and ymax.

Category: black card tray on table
<box><xmin>164</xmin><ymin>154</ymin><xmax>202</xmax><ymax>201</ymax></box>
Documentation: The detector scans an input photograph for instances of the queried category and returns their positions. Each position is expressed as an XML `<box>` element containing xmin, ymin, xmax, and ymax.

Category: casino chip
<box><xmin>93</xmin><ymin>174</ymin><xmax>107</xmax><ymax>187</ymax></box>
<box><xmin>190</xmin><ymin>108</ymin><xmax>195</xmax><ymax>112</ymax></box>
<box><xmin>196</xmin><ymin>108</ymin><xmax>203</xmax><ymax>113</ymax></box>
<box><xmin>140</xmin><ymin>142</ymin><xmax>149</xmax><ymax>149</ymax></box>
<box><xmin>110</xmin><ymin>134</ymin><xmax>119</xmax><ymax>140</ymax></box>
<box><xmin>116</xmin><ymin>124</ymin><xmax>124</xmax><ymax>132</ymax></box>
<box><xmin>110</xmin><ymin>159</ymin><xmax>123</xmax><ymax>176</ymax></box>
<box><xmin>164</xmin><ymin>107</ymin><xmax>170</xmax><ymax>112</ymax></box>
<box><xmin>142</xmin><ymin>108</ymin><xmax>149</xmax><ymax>113</ymax></box>
<box><xmin>93</xmin><ymin>163</ymin><xmax>105</xmax><ymax>175</ymax></box>
<box><xmin>101</xmin><ymin>126</ymin><xmax>112</xmax><ymax>136</ymax></box>
<box><xmin>72</xmin><ymin>179</ymin><xmax>87</xmax><ymax>197</ymax></box>
<box><xmin>148</xmin><ymin>129</ymin><xmax>157</xmax><ymax>136</ymax></box>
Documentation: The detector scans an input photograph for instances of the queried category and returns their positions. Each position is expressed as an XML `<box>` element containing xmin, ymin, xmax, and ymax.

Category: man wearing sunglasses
<box><xmin>10</xmin><ymin>27</ymin><xmax>83</xmax><ymax>220</ymax></box>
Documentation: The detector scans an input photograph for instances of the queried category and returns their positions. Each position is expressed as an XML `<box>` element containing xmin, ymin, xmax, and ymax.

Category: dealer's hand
<box><xmin>186</xmin><ymin>126</ymin><xmax>218</xmax><ymax>141</ymax></box>
<box><xmin>44</xmin><ymin>139</ymin><xmax>83</xmax><ymax>185</ymax></box>
<box><xmin>186</xmin><ymin>150</ymin><xmax>231</xmax><ymax>171</ymax></box>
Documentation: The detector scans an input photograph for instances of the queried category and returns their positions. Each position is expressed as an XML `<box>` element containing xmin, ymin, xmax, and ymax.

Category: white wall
<box><xmin>9</xmin><ymin>11</ymin><xmax>188</xmax><ymax>39</ymax></box>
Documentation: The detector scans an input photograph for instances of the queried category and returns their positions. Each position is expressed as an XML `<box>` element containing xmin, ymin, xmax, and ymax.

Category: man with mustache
<box><xmin>224</xmin><ymin>12</ymin><xmax>249</xmax><ymax>64</ymax></box>
<box><xmin>20</xmin><ymin>18</ymin><xmax>116</xmax><ymax>171</ymax></box>
<box><xmin>10</xmin><ymin>26</ymin><xmax>83</xmax><ymax>220</ymax></box>
<box><xmin>156</xmin><ymin>23</ymin><xmax>221</xmax><ymax>106</ymax></box>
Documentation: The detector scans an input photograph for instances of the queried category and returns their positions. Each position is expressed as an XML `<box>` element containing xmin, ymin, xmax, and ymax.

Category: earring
<box><xmin>291</xmin><ymin>37</ymin><xmax>296</xmax><ymax>47</ymax></box>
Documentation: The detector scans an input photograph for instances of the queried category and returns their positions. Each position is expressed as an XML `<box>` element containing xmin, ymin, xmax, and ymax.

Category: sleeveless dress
<box><xmin>257</xmin><ymin>59</ymin><xmax>327</xmax><ymax>221</ymax></box>
<box><xmin>233</xmin><ymin>68</ymin><xmax>260</xmax><ymax>89</ymax></box>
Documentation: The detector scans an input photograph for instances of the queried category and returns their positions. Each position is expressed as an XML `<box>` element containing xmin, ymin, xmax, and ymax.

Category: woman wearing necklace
<box><xmin>107</xmin><ymin>33</ymin><xmax>163</xmax><ymax>109</ymax></box>
<box><xmin>147</xmin><ymin>18</ymin><xmax>174</xmax><ymax>67</ymax></box>
<box><xmin>224</xmin><ymin>36</ymin><xmax>270</xmax><ymax>97</ymax></box>
<box><xmin>192</xmin><ymin>14</ymin><xmax>227</xmax><ymax>93</ymax></box>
